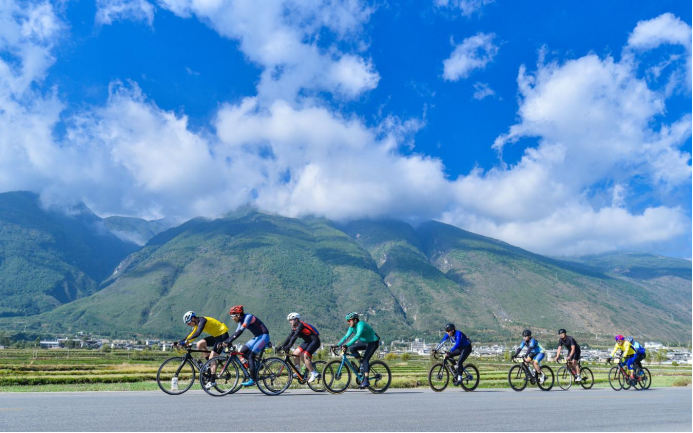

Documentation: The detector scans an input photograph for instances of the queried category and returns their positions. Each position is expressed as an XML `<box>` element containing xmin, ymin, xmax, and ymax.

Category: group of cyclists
<box><xmin>172</xmin><ymin>307</ymin><xmax>648</xmax><ymax>392</ymax></box>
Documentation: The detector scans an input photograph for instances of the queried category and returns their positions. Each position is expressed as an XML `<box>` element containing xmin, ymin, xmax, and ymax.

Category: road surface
<box><xmin>0</xmin><ymin>387</ymin><xmax>690</xmax><ymax>431</ymax></box>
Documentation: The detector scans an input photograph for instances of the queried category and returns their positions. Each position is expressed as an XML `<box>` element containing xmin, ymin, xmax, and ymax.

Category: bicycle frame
<box><xmin>172</xmin><ymin>347</ymin><xmax>210</xmax><ymax>375</ymax></box>
<box><xmin>433</xmin><ymin>352</ymin><xmax>472</xmax><ymax>379</ymax></box>
<box><xmin>277</xmin><ymin>349</ymin><xmax>311</xmax><ymax>382</ymax></box>
<box><xmin>331</xmin><ymin>347</ymin><xmax>365</xmax><ymax>382</ymax></box>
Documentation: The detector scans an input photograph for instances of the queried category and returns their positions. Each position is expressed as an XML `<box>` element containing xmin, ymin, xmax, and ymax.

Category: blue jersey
<box><xmin>632</xmin><ymin>341</ymin><xmax>646</xmax><ymax>354</ymax></box>
<box><xmin>236</xmin><ymin>314</ymin><xmax>269</xmax><ymax>337</ymax></box>
<box><xmin>519</xmin><ymin>337</ymin><xmax>545</xmax><ymax>355</ymax></box>
<box><xmin>436</xmin><ymin>330</ymin><xmax>471</xmax><ymax>352</ymax></box>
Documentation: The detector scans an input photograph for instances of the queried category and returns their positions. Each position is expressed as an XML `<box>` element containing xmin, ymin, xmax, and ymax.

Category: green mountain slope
<box><xmin>0</xmin><ymin>192</ymin><xmax>139</xmax><ymax>317</ymax></box>
<box><xmin>416</xmin><ymin>221</ymin><xmax>690</xmax><ymax>341</ymax></box>
<box><xmin>36</xmin><ymin>213</ymin><xmax>408</xmax><ymax>340</ymax></box>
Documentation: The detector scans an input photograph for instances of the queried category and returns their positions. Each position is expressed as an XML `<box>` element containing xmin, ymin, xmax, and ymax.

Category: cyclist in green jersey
<box><xmin>337</xmin><ymin>312</ymin><xmax>380</xmax><ymax>389</ymax></box>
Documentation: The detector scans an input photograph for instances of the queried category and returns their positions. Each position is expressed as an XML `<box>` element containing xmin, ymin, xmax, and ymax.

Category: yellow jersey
<box><xmin>610</xmin><ymin>341</ymin><xmax>635</xmax><ymax>359</ymax></box>
<box><xmin>185</xmin><ymin>316</ymin><xmax>229</xmax><ymax>343</ymax></box>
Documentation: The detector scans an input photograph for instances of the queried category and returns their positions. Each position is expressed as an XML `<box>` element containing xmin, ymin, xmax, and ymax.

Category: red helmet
<box><xmin>229</xmin><ymin>305</ymin><xmax>244</xmax><ymax>315</ymax></box>
<box><xmin>614</xmin><ymin>335</ymin><xmax>624</xmax><ymax>341</ymax></box>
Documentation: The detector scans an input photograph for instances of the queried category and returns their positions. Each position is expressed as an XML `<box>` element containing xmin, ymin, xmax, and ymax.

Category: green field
<box><xmin>1</xmin><ymin>349</ymin><xmax>690</xmax><ymax>392</ymax></box>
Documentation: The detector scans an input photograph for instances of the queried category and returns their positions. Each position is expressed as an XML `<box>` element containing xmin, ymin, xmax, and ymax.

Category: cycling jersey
<box><xmin>435</xmin><ymin>330</ymin><xmax>471</xmax><ymax>352</ymax></box>
<box><xmin>515</xmin><ymin>337</ymin><xmax>545</xmax><ymax>357</ymax></box>
<box><xmin>223</xmin><ymin>313</ymin><xmax>269</xmax><ymax>346</ymax></box>
<box><xmin>610</xmin><ymin>341</ymin><xmax>635</xmax><ymax>359</ymax></box>
<box><xmin>338</xmin><ymin>321</ymin><xmax>379</xmax><ymax>346</ymax></box>
<box><xmin>557</xmin><ymin>336</ymin><xmax>580</xmax><ymax>352</ymax></box>
<box><xmin>183</xmin><ymin>316</ymin><xmax>229</xmax><ymax>344</ymax></box>
<box><xmin>280</xmin><ymin>321</ymin><xmax>320</xmax><ymax>349</ymax></box>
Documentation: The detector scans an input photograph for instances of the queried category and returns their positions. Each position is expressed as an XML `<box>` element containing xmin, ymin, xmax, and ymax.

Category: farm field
<box><xmin>1</xmin><ymin>349</ymin><xmax>690</xmax><ymax>392</ymax></box>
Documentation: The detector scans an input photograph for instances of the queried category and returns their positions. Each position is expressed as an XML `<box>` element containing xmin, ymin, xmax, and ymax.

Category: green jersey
<box><xmin>338</xmin><ymin>321</ymin><xmax>379</xmax><ymax>346</ymax></box>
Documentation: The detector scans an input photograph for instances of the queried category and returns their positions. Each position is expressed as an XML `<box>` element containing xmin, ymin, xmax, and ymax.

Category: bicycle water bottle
<box><xmin>171</xmin><ymin>377</ymin><xmax>178</xmax><ymax>391</ymax></box>
<box><xmin>240</xmin><ymin>356</ymin><xmax>249</xmax><ymax>370</ymax></box>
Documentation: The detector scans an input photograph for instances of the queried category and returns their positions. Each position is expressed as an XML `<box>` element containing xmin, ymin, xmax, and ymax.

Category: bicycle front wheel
<box><xmin>557</xmin><ymin>366</ymin><xmax>572</xmax><ymax>390</ymax></box>
<box><xmin>459</xmin><ymin>364</ymin><xmax>480</xmax><ymax>392</ymax></box>
<box><xmin>200</xmin><ymin>356</ymin><xmax>239</xmax><ymax>396</ymax></box>
<box><xmin>579</xmin><ymin>367</ymin><xmax>594</xmax><ymax>389</ymax></box>
<box><xmin>618</xmin><ymin>369</ymin><xmax>632</xmax><ymax>390</ymax></box>
<box><xmin>537</xmin><ymin>365</ymin><xmax>554</xmax><ymax>391</ymax></box>
<box><xmin>428</xmin><ymin>363</ymin><xmax>449</xmax><ymax>392</ymax></box>
<box><xmin>157</xmin><ymin>357</ymin><xmax>196</xmax><ymax>395</ymax></box>
<box><xmin>256</xmin><ymin>357</ymin><xmax>291</xmax><ymax>396</ymax></box>
<box><xmin>608</xmin><ymin>366</ymin><xmax>622</xmax><ymax>391</ymax></box>
<box><xmin>306</xmin><ymin>360</ymin><xmax>327</xmax><ymax>392</ymax></box>
<box><xmin>508</xmin><ymin>365</ymin><xmax>527</xmax><ymax>391</ymax></box>
<box><xmin>323</xmin><ymin>360</ymin><xmax>351</xmax><ymax>394</ymax></box>
<box><xmin>367</xmin><ymin>361</ymin><xmax>391</xmax><ymax>394</ymax></box>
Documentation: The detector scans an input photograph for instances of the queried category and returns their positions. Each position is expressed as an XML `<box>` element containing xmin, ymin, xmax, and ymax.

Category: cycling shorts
<box><xmin>568</xmin><ymin>348</ymin><xmax>581</xmax><ymax>361</ymax></box>
<box><xmin>245</xmin><ymin>334</ymin><xmax>270</xmax><ymax>354</ymax></box>
<box><xmin>297</xmin><ymin>339</ymin><xmax>321</xmax><ymax>357</ymax></box>
<box><xmin>530</xmin><ymin>352</ymin><xmax>545</xmax><ymax>364</ymax></box>
<box><xmin>204</xmin><ymin>332</ymin><xmax>229</xmax><ymax>353</ymax></box>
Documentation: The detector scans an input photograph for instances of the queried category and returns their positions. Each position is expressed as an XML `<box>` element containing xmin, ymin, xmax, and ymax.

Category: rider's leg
<box><xmin>457</xmin><ymin>345</ymin><xmax>472</xmax><ymax>376</ymax></box>
<box><xmin>349</xmin><ymin>343</ymin><xmax>366</xmax><ymax>361</ymax></box>
<box><xmin>302</xmin><ymin>352</ymin><xmax>315</xmax><ymax>372</ymax></box>
<box><xmin>197</xmin><ymin>338</ymin><xmax>211</xmax><ymax>360</ymax></box>
<box><xmin>292</xmin><ymin>347</ymin><xmax>303</xmax><ymax>370</ymax></box>
<box><xmin>626</xmin><ymin>354</ymin><xmax>636</xmax><ymax>379</ymax></box>
<box><xmin>360</xmin><ymin>340</ymin><xmax>380</xmax><ymax>385</ymax></box>
<box><xmin>533</xmin><ymin>353</ymin><xmax>545</xmax><ymax>375</ymax></box>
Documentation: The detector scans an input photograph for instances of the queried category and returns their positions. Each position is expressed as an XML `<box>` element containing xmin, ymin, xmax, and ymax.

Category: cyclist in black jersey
<box><xmin>556</xmin><ymin>329</ymin><xmax>581</xmax><ymax>382</ymax></box>
<box><xmin>277</xmin><ymin>312</ymin><xmax>322</xmax><ymax>383</ymax></box>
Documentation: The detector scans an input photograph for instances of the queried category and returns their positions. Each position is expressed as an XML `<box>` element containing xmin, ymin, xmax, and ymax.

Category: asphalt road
<box><xmin>0</xmin><ymin>387</ymin><xmax>690</xmax><ymax>431</ymax></box>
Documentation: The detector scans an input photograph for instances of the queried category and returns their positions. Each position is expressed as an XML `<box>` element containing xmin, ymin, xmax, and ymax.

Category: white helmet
<box><xmin>287</xmin><ymin>312</ymin><xmax>300</xmax><ymax>320</ymax></box>
<box><xmin>183</xmin><ymin>311</ymin><xmax>196</xmax><ymax>324</ymax></box>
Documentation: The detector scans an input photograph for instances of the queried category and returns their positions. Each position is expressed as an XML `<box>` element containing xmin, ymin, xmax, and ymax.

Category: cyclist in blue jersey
<box><xmin>626</xmin><ymin>337</ymin><xmax>647</xmax><ymax>383</ymax></box>
<box><xmin>222</xmin><ymin>305</ymin><xmax>270</xmax><ymax>387</ymax></box>
<box><xmin>433</xmin><ymin>323</ymin><xmax>472</xmax><ymax>385</ymax></box>
<box><xmin>513</xmin><ymin>329</ymin><xmax>546</xmax><ymax>384</ymax></box>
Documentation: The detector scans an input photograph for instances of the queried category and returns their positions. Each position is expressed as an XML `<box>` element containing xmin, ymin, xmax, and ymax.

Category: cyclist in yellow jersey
<box><xmin>173</xmin><ymin>311</ymin><xmax>229</xmax><ymax>360</ymax></box>
<box><xmin>607</xmin><ymin>334</ymin><xmax>635</xmax><ymax>373</ymax></box>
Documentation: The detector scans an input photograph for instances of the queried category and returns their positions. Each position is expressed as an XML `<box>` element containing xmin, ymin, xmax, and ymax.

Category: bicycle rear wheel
<box><xmin>635</xmin><ymin>368</ymin><xmax>651</xmax><ymax>390</ymax></box>
<box><xmin>306</xmin><ymin>360</ymin><xmax>327</xmax><ymax>392</ymax></box>
<box><xmin>608</xmin><ymin>366</ymin><xmax>622</xmax><ymax>391</ymax></box>
<box><xmin>538</xmin><ymin>365</ymin><xmax>554</xmax><ymax>391</ymax></box>
<box><xmin>459</xmin><ymin>364</ymin><xmax>479</xmax><ymax>392</ymax></box>
<box><xmin>323</xmin><ymin>360</ymin><xmax>351</xmax><ymax>394</ymax></box>
<box><xmin>256</xmin><ymin>357</ymin><xmax>291</xmax><ymax>396</ymax></box>
<box><xmin>428</xmin><ymin>362</ymin><xmax>449</xmax><ymax>392</ymax></box>
<box><xmin>508</xmin><ymin>365</ymin><xmax>527</xmax><ymax>391</ymax></box>
<box><xmin>579</xmin><ymin>367</ymin><xmax>594</xmax><ymax>389</ymax></box>
<box><xmin>618</xmin><ymin>369</ymin><xmax>632</xmax><ymax>390</ymax></box>
<box><xmin>367</xmin><ymin>361</ymin><xmax>391</xmax><ymax>394</ymax></box>
<box><xmin>200</xmin><ymin>356</ymin><xmax>239</xmax><ymax>396</ymax></box>
<box><xmin>157</xmin><ymin>357</ymin><xmax>196</xmax><ymax>395</ymax></box>
<box><xmin>556</xmin><ymin>366</ymin><xmax>572</xmax><ymax>390</ymax></box>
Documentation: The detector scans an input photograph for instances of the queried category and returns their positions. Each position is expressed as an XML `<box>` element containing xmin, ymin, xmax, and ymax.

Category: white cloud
<box><xmin>472</xmin><ymin>81</ymin><xmax>494</xmax><ymax>99</ymax></box>
<box><xmin>443</xmin><ymin>33</ymin><xmax>498</xmax><ymax>81</ymax></box>
<box><xmin>627</xmin><ymin>13</ymin><xmax>692</xmax><ymax>93</ymax></box>
<box><xmin>154</xmin><ymin>0</ymin><xmax>379</xmax><ymax>101</ymax></box>
<box><xmin>434</xmin><ymin>0</ymin><xmax>494</xmax><ymax>17</ymax></box>
<box><xmin>0</xmin><ymin>3</ymin><xmax>689</xmax><ymax>258</ymax></box>
<box><xmin>95</xmin><ymin>0</ymin><xmax>155</xmax><ymax>26</ymax></box>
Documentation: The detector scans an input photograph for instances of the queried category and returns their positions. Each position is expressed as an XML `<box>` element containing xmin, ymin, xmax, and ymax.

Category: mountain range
<box><xmin>0</xmin><ymin>191</ymin><xmax>690</xmax><ymax>342</ymax></box>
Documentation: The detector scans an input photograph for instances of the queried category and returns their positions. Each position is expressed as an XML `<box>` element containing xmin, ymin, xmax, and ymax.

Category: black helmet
<box><xmin>558</xmin><ymin>329</ymin><xmax>566</xmax><ymax>335</ymax></box>
<box><xmin>522</xmin><ymin>329</ymin><xmax>532</xmax><ymax>337</ymax></box>
<box><xmin>444</xmin><ymin>323</ymin><xmax>455</xmax><ymax>332</ymax></box>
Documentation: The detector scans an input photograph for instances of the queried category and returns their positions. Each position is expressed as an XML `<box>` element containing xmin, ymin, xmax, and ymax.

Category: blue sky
<box><xmin>1</xmin><ymin>0</ymin><xmax>691</xmax><ymax>257</ymax></box>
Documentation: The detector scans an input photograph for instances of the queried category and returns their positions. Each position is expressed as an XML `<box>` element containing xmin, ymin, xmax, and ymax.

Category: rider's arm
<box><xmin>513</xmin><ymin>341</ymin><xmax>525</xmax><ymax>358</ymax></box>
<box><xmin>223</xmin><ymin>317</ymin><xmax>251</xmax><ymax>345</ymax></box>
<box><xmin>434</xmin><ymin>333</ymin><xmax>450</xmax><ymax>351</ymax></box>
<box><xmin>283</xmin><ymin>324</ymin><xmax>303</xmax><ymax>349</ymax></box>
<box><xmin>568</xmin><ymin>344</ymin><xmax>576</xmax><ymax>359</ymax></box>
<box><xmin>337</xmin><ymin>327</ymin><xmax>354</xmax><ymax>346</ymax></box>
<box><xmin>183</xmin><ymin>317</ymin><xmax>207</xmax><ymax>344</ymax></box>
<box><xmin>609</xmin><ymin>344</ymin><xmax>619</xmax><ymax>359</ymax></box>
<box><xmin>346</xmin><ymin>322</ymin><xmax>365</xmax><ymax>346</ymax></box>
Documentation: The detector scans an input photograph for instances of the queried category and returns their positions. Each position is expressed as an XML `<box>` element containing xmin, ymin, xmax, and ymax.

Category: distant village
<box><xmin>19</xmin><ymin>334</ymin><xmax>693</xmax><ymax>365</ymax></box>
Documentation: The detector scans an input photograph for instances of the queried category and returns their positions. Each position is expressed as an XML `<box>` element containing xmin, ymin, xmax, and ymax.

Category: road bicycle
<box><xmin>200</xmin><ymin>344</ymin><xmax>291</xmax><ymax>396</ymax></box>
<box><xmin>156</xmin><ymin>345</ymin><xmax>210</xmax><ymax>395</ymax></box>
<box><xmin>428</xmin><ymin>350</ymin><xmax>480</xmax><ymax>392</ymax></box>
<box><xmin>607</xmin><ymin>358</ymin><xmax>651</xmax><ymax>391</ymax></box>
<box><xmin>322</xmin><ymin>345</ymin><xmax>391</xmax><ymax>394</ymax></box>
<box><xmin>556</xmin><ymin>357</ymin><xmax>594</xmax><ymax>390</ymax></box>
<box><xmin>508</xmin><ymin>356</ymin><xmax>554</xmax><ymax>391</ymax></box>
<box><xmin>274</xmin><ymin>347</ymin><xmax>327</xmax><ymax>392</ymax></box>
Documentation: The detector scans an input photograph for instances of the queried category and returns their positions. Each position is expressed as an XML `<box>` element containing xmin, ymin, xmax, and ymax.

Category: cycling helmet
<box><xmin>183</xmin><ymin>311</ymin><xmax>196</xmax><ymax>324</ymax></box>
<box><xmin>287</xmin><ymin>312</ymin><xmax>300</xmax><ymax>320</ymax></box>
<box><xmin>522</xmin><ymin>329</ymin><xmax>532</xmax><ymax>337</ymax></box>
<box><xmin>626</xmin><ymin>336</ymin><xmax>634</xmax><ymax>344</ymax></box>
<box><xmin>558</xmin><ymin>329</ymin><xmax>566</xmax><ymax>335</ymax></box>
<box><xmin>229</xmin><ymin>305</ymin><xmax>244</xmax><ymax>316</ymax></box>
<box><xmin>614</xmin><ymin>335</ymin><xmax>624</xmax><ymax>341</ymax></box>
<box><xmin>444</xmin><ymin>323</ymin><xmax>455</xmax><ymax>332</ymax></box>
<box><xmin>345</xmin><ymin>312</ymin><xmax>359</xmax><ymax>321</ymax></box>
